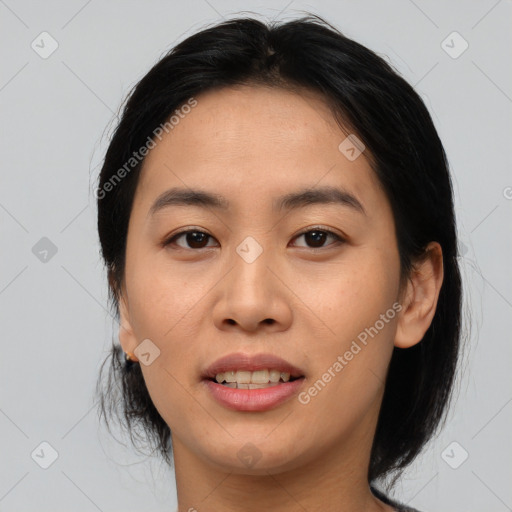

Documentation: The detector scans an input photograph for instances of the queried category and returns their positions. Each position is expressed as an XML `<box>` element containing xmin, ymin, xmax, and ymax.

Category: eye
<box><xmin>291</xmin><ymin>227</ymin><xmax>345</xmax><ymax>249</ymax></box>
<box><xmin>163</xmin><ymin>226</ymin><xmax>345</xmax><ymax>251</ymax></box>
<box><xmin>163</xmin><ymin>229</ymin><xmax>218</xmax><ymax>250</ymax></box>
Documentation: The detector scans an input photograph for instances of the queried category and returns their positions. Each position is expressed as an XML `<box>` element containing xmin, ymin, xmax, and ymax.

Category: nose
<box><xmin>212</xmin><ymin>240</ymin><xmax>293</xmax><ymax>334</ymax></box>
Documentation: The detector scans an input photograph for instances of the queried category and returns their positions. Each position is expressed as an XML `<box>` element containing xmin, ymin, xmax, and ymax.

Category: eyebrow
<box><xmin>275</xmin><ymin>186</ymin><xmax>366</xmax><ymax>215</ymax></box>
<box><xmin>148</xmin><ymin>185</ymin><xmax>366</xmax><ymax>217</ymax></box>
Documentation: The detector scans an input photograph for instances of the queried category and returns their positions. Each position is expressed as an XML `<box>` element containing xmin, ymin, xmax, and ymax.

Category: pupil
<box><xmin>187</xmin><ymin>231</ymin><xmax>207</xmax><ymax>248</ymax></box>
<box><xmin>306</xmin><ymin>230</ymin><xmax>326</xmax><ymax>248</ymax></box>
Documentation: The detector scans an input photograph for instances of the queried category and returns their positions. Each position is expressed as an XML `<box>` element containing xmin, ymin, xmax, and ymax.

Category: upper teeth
<box><xmin>215</xmin><ymin>369</ymin><xmax>291</xmax><ymax>384</ymax></box>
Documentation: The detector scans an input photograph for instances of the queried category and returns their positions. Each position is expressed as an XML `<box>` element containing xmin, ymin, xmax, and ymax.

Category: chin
<box><xmin>198</xmin><ymin>436</ymin><xmax>308</xmax><ymax>475</ymax></box>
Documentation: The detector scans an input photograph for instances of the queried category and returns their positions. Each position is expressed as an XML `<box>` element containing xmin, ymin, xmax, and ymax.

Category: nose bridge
<box><xmin>231</xmin><ymin>234</ymin><xmax>273</xmax><ymax>300</ymax></box>
<box><xmin>213</xmin><ymin>232</ymin><xmax>290</xmax><ymax>331</ymax></box>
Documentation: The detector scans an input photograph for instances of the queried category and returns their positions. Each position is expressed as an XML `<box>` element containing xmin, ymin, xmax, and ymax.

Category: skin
<box><xmin>118</xmin><ymin>84</ymin><xmax>444</xmax><ymax>512</ymax></box>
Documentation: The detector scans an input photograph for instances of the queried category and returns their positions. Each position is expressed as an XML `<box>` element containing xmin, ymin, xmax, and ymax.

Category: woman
<box><xmin>96</xmin><ymin>15</ymin><xmax>461</xmax><ymax>512</ymax></box>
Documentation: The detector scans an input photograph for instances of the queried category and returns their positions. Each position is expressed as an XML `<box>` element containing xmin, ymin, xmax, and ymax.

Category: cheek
<box><xmin>123</xmin><ymin>254</ymin><xmax>212</xmax><ymax>395</ymax></box>
<box><xmin>295</xmin><ymin>248</ymin><xmax>399</xmax><ymax>413</ymax></box>
<box><xmin>296</xmin><ymin>311</ymin><xmax>396</xmax><ymax>445</ymax></box>
<box><xmin>298</xmin><ymin>245</ymin><xmax>400</xmax><ymax>340</ymax></box>
<box><xmin>125</xmin><ymin>253</ymin><xmax>205</xmax><ymax>338</ymax></box>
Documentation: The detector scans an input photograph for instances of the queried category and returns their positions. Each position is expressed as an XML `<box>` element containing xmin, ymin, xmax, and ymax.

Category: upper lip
<box><xmin>203</xmin><ymin>352</ymin><xmax>305</xmax><ymax>380</ymax></box>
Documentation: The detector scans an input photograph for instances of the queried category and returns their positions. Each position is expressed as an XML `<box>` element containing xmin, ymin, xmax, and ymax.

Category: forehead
<box><xmin>136</xmin><ymin>85</ymin><xmax>383</xmax><ymax>213</ymax></box>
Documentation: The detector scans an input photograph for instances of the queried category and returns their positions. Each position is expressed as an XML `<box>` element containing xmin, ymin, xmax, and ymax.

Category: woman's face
<box><xmin>119</xmin><ymin>84</ymin><xmax>404</xmax><ymax>474</ymax></box>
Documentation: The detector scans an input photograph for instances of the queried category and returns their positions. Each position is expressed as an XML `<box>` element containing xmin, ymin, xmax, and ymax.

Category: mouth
<box><xmin>202</xmin><ymin>352</ymin><xmax>305</xmax><ymax>383</ymax></box>
<box><xmin>206</xmin><ymin>369</ymin><xmax>303</xmax><ymax>389</ymax></box>
<box><xmin>201</xmin><ymin>352</ymin><xmax>306</xmax><ymax>411</ymax></box>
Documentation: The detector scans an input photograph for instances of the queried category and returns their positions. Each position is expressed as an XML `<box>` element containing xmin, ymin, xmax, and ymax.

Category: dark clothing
<box><xmin>371</xmin><ymin>486</ymin><xmax>422</xmax><ymax>512</ymax></box>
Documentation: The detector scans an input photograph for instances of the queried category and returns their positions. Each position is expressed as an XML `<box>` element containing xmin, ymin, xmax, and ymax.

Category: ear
<box><xmin>394</xmin><ymin>241</ymin><xmax>444</xmax><ymax>349</ymax></box>
<box><xmin>118</xmin><ymin>290</ymin><xmax>139</xmax><ymax>361</ymax></box>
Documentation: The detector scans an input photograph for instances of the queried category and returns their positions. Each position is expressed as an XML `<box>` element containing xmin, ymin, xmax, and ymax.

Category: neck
<box><xmin>172</xmin><ymin>406</ymin><xmax>392</xmax><ymax>512</ymax></box>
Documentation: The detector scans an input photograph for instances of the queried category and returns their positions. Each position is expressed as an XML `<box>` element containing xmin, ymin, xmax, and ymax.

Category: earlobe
<box><xmin>118</xmin><ymin>293</ymin><xmax>139</xmax><ymax>359</ymax></box>
<box><xmin>394</xmin><ymin>242</ymin><xmax>444</xmax><ymax>349</ymax></box>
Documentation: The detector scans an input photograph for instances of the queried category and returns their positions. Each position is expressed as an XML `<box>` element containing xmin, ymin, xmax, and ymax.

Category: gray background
<box><xmin>1</xmin><ymin>0</ymin><xmax>511</xmax><ymax>511</ymax></box>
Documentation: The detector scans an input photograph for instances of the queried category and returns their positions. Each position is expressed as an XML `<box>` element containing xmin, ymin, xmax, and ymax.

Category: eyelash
<box><xmin>162</xmin><ymin>226</ymin><xmax>345</xmax><ymax>251</ymax></box>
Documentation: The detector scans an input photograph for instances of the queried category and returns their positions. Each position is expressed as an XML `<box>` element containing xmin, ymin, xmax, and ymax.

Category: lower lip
<box><xmin>203</xmin><ymin>378</ymin><xmax>305</xmax><ymax>412</ymax></box>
